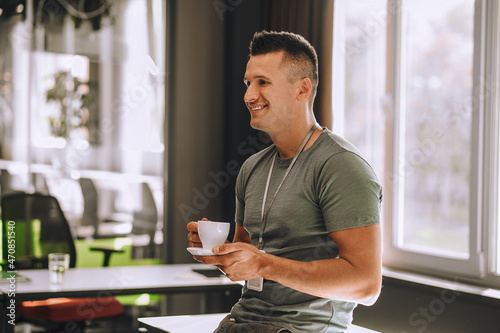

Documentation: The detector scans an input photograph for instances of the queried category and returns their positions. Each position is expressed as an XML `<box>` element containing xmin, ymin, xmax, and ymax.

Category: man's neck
<box><xmin>271</xmin><ymin>122</ymin><xmax>322</xmax><ymax>159</ymax></box>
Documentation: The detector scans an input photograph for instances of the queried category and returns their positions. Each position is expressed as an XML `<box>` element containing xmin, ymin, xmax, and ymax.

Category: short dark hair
<box><xmin>249</xmin><ymin>30</ymin><xmax>319</xmax><ymax>94</ymax></box>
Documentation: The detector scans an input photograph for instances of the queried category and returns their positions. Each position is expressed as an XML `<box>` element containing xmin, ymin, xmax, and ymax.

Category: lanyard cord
<box><xmin>258</xmin><ymin>124</ymin><xmax>319</xmax><ymax>250</ymax></box>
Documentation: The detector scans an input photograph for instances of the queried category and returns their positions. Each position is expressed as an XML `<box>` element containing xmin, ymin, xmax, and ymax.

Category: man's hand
<box><xmin>187</xmin><ymin>218</ymin><xmax>209</xmax><ymax>248</ymax></box>
<box><xmin>194</xmin><ymin>242</ymin><xmax>266</xmax><ymax>281</ymax></box>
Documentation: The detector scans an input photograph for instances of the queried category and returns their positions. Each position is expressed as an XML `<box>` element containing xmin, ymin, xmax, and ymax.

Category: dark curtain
<box><xmin>261</xmin><ymin>0</ymin><xmax>334</xmax><ymax>129</ymax></box>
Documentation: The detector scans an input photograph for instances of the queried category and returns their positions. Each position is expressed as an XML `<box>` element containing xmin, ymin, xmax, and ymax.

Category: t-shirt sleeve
<box><xmin>318</xmin><ymin>151</ymin><xmax>382</xmax><ymax>232</ymax></box>
<box><xmin>234</xmin><ymin>164</ymin><xmax>247</xmax><ymax>226</ymax></box>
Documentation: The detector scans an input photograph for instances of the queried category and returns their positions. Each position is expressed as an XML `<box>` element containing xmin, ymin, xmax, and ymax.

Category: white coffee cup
<box><xmin>198</xmin><ymin>220</ymin><xmax>230</xmax><ymax>251</ymax></box>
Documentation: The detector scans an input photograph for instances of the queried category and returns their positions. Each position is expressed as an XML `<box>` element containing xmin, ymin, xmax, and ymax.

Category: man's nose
<box><xmin>244</xmin><ymin>85</ymin><xmax>258</xmax><ymax>103</ymax></box>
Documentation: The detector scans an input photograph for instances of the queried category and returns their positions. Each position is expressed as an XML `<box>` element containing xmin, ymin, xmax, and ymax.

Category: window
<box><xmin>333</xmin><ymin>0</ymin><xmax>500</xmax><ymax>288</ymax></box>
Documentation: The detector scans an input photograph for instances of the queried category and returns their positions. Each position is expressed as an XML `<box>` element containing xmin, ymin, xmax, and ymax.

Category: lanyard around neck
<box><xmin>258</xmin><ymin>124</ymin><xmax>319</xmax><ymax>250</ymax></box>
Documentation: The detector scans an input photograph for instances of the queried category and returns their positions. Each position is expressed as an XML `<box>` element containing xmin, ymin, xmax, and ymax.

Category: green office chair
<box><xmin>0</xmin><ymin>192</ymin><xmax>124</xmax><ymax>332</ymax></box>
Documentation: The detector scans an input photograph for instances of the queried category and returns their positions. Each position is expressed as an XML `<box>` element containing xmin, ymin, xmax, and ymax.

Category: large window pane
<box><xmin>397</xmin><ymin>0</ymin><xmax>474</xmax><ymax>258</ymax></box>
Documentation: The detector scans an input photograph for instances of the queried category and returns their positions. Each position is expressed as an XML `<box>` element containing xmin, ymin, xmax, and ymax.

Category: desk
<box><xmin>0</xmin><ymin>264</ymin><xmax>242</xmax><ymax>332</ymax></box>
<box><xmin>138</xmin><ymin>313</ymin><xmax>381</xmax><ymax>333</ymax></box>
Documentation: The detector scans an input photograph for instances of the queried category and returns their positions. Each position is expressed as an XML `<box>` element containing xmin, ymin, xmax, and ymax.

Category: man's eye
<box><xmin>259</xmin><ymin>80</ymin><xmax>269</xmax><ymax>85</ymax></box>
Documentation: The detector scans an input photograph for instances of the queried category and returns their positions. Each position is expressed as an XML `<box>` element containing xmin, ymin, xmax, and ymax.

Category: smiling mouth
<box><xmin>249</xmin><ymin>105</ymin><xmax>267</xmax><ymax>111</ymax></box>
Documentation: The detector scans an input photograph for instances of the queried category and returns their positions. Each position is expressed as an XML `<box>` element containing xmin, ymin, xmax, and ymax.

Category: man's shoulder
<box><xmin>309</xmin><ymin>129</ymin><xmax>365</xmax><ymax>164</ymax></box>
<box><xmin>313</xmin><ymin>130</ymin><xmax>380</xmax><ymax>184</ymax></box>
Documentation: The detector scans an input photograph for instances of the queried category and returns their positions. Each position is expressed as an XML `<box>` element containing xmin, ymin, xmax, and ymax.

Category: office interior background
<box><xmin>1</xmin><ymin>0</ymin><xmax>500</xmax><ymax>332</ymax></box>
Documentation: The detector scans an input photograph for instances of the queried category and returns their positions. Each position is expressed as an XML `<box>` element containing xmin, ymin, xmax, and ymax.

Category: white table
<box><xmin>139</xmin><ymin>313</ymin><xmax>381</xmax><ymax>333</ymax></box>
<box><xmin>0</xmin><ymin>264</ymin><xmax>242</xmax><ymax>332</ymax></box>
<box><xmin>1</xmin><ymin>264</ymin><xmax>240</xmax><ymax>301</ymax></box>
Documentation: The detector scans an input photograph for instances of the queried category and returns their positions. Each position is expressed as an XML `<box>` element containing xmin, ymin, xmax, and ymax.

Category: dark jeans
<box><xmin>214</xmin><ymin>314</ymin><xmax>292</xmax><ymax>333</ymax></box>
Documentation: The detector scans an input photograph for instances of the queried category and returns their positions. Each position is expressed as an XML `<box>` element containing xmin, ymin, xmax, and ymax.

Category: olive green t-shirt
<box><xmin>231</xmin><ymin>129</ymin><xmax>382</xmax><ymax>332</ymax></box>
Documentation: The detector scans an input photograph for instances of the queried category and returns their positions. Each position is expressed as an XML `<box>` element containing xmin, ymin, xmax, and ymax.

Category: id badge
<box><xmin>247</xmin><ymin>276</ymin><xmax>264</xmax><ymax>292</ymax></box>
<box><xmin>247</xmin><ymin>249</ymin><xmax>265</xmax><ymax>292</ymax></box>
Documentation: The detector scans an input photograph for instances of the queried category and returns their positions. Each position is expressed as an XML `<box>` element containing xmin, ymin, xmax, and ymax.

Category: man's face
<box><xmin>243</xmin><ymin>51</ymin><xmax>299</xmax><ymax>133</ymax></box>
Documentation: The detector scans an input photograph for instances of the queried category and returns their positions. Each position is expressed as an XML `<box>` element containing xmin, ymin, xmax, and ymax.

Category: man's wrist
<box><xmin>258</xmin><ymin>252</ymin><xmax>274</xmax><ymax>280</ymax></box>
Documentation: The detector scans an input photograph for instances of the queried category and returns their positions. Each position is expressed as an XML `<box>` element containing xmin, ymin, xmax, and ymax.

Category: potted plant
<box><xmin>45</xmin><ymin>70</ymin><xmax>92</xmax><ymax>139</ymax></box>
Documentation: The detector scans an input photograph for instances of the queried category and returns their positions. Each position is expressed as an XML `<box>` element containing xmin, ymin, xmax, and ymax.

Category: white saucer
<box><xmin>187</xmin><ymin>247</ymin><xmax>214</xmax><ymax>256</ymax></box>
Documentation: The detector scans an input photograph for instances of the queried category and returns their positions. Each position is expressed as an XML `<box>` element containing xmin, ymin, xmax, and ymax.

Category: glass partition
<box><xmin>0</xmin><ymin>0</ymin><xmax>166</xmax><ymax>259</ymax></box>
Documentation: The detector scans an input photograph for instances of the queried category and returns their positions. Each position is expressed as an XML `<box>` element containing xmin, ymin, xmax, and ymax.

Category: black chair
<box><xmin>0</xmin><ymin>192</ymin><xmax>124</xmax><ymax>332</ymax></box>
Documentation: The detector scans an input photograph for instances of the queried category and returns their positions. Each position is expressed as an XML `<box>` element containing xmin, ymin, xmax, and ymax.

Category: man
<box><xmin>187</xmin><ymin>30</ymin><xmax>382</xmax><ymax>332</ymax></box>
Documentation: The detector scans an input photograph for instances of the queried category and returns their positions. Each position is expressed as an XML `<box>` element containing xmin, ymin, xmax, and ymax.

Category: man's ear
<box><xmin>297</xmin><ymin>78</ymin><xmax>312</xmax><ymax>101</ymax></box>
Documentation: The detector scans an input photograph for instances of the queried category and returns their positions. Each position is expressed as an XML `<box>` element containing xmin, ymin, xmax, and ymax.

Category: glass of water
<box><xmin>48</xmin><ymin>253</ymin><xmax>70</xmax><ymax>285</ymax></box>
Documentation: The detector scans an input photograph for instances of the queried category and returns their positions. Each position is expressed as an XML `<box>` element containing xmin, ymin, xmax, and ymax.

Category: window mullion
<box><xmin>384</xmin><ymin>0</ymin><xmax>404</xmax><ymax>252</ymax></box>
<box><xmin>481</xmin><ymin>0</ymin><xmax>500</xmax><ymax>281</ymax></box>
<box><xmin>469</xmin><ymin>0</ymin><xmax>488</xmax><ymax>279</ymax></box>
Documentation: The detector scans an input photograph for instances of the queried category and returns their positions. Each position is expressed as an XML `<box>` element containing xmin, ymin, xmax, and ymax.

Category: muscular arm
<box><xmin>198</xmin><ymin>223</ymin><xmax>382</xmax><ymax>306</ymax></box>
<box><xmin>260</xmin><ymin>223</ymin><xmax>381</xmax><ymax>306</ymax></box>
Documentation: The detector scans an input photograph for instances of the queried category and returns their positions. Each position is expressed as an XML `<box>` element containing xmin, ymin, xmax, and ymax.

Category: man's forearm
<box><xmin>258</xmin><ymin>253</ymin><xmax>381</xmax><ymax>306</ymax></box>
